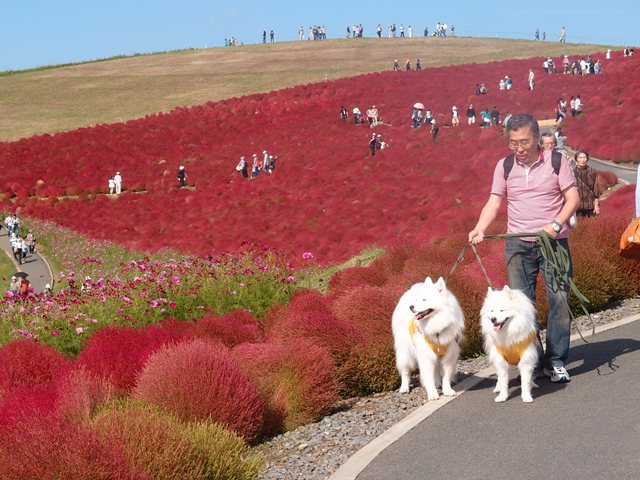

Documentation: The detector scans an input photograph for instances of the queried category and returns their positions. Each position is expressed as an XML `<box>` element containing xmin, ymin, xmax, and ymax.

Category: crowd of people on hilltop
<box><xmin>347</xmin><ymin>25</ymin><xmax>364</xmax><ymax>38</ymax></box>
<box><xmin>224</xmin><ymin>37</ymin><xmax>242</xmax><ymax>47</ymax></box>
<box><xmin>235</xmin><ymin>150</ymin><xmax>278</xmax><ymax>179</ymax></box>
<box><xmin>302</xmin><ymin>26</ymin><xmax>327</xmax><ymax>40</ymax></box>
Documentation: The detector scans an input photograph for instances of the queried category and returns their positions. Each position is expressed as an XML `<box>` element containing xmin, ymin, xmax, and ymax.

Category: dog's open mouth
<box><xmin>415</xmin><ymin>308</ymin><xmax>434</xmax><ymax>320</ymax></box>
<box><xmin>491</xmin><ymin>317</ymin><xmax>512</xmax><ymax>332</ymax></box>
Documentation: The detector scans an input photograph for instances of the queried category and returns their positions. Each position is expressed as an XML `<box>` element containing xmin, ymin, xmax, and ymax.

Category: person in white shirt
<box><xmin>451</xmin><ymin>106</ymin><xmax>459</xmax><ymax>126</ymax></box>
<box><xmin>528</xmin><ymin>69</ymin><xmax>535</xmax><ymax>90</ymax></box>
<box><xmin>113</xmin><ymin>172</ymin><xmax>122</xmax><ymax>194</ymax></box>
<box><xmin>108</xmin><ymin>177</ymin><xmax>115</xmax><ymax>194</ymax></box>
<box><xmin>298</xmin><ymin>26</ymin><xmax>304</xmax><ymax>40</ymax></box>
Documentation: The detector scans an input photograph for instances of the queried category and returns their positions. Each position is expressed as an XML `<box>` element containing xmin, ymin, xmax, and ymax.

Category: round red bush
<box><xmin>76</xmin><ymin>325</ymin><xmax>184</xmax><ymax>392</ymax></box>
<box><xmin>233</xmin><ymin>338</ymin><xmax>338</xmax><ymax>435</ymax></box>
<box><xmin>193</xmin><ymin>309</ymin><xmax>263</xmax><ymax>347</ymax></box>
<box><xmin>0</xmin><ymin>339</ymin><xmax>68</xmax><ymax>402</ymax></box>
<box><xmin>134</xmin><ymin>339</ymin><xmax>264</xmax><ymax>442</ymax></box>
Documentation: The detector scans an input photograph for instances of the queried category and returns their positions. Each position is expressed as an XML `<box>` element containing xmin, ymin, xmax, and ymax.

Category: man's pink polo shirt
<box><xmin>490</xmin><ymin>150</ymin><xmax>576</xmax><ymax>240</ymax></box>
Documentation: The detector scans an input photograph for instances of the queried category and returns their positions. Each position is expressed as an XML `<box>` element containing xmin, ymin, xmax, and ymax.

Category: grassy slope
<box><xmin>0</xmin><ymin>37</ymin><xmax>611</xmax><ymax>141</ymax></box>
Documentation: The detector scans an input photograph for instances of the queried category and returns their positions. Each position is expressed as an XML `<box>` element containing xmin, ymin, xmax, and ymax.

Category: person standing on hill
<box><xmin>270</xmin><ymin>30</ymin><xmax>275</xmax><ymax>43</ymax></box>
<box><xmin>573</xmin><ymin>150</ymin><xmax>600</xmax><ymax>217</ymax></box>
<box><xmin>177</xmin><ymin>165</ymin><xmax>187</xmax><ymax>187</ymax></box>
<box><xmin>469</xmin><ymin>114</ymin><xmax>579</xmax><ymax>384</ymax></box>
<box><xmin>113</xmin><ymin>172</ymin><xmax>122</xmax><ymax>194</ymax></box>
<box><xmin>559</xmin><ymin>26</ymin><xmax>566</xmax><ymax>43</ymax></box>
<box><xmin>108</xmin><ymin>176</ymin><xmax>115</xmax><ymax>194</ymax></box>
<box><xmin>452</xmin><ymin>105</ymin><xmax>459</xmax><ymax>126</ymax></box>
<box><xmin>369</xmin><ymin>133</ymin><xmax>377</xmax><ymax>156</ymax></box>
<box><xmin>262</xmin><ymin>30</ymin><xmax>266</xmax><ymax>44</ymax></box>
<box><xmin>466</xmin><ymin>104</ymin><xmax>476</xmax><ymax>125</ymax></box>
<box><xmin>528</xmin><ymin>69</ymin><xmax>535</xmax><ymax>90</ymax></box>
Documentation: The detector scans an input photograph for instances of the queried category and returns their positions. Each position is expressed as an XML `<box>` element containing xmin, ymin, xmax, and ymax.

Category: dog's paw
<box><xmin>492</xmin><ymin>385</ymin><xmax>500</xmax><ymax>393</ymax></box>
<box><xmin>522</xmin><ymin>394</ymin><xmax>533</xmax><ymax>403</ymax></box>
<box><xmin>442</xmin><ymin>387</ymin><xmax>456</xmax><ymax>397</ymax></box>
<box><xmin>494</xmin><ymin>393</ymin><xmax>508</xmax><ymax>403</ymax></box>
<box><xmin>426</xmin><ymin>390</ymin><xmax>440</xmax><ymax>401</ymax></box>
<box><xmin>399</xmin><ymin>386</ymin><xmax>410</xmax><ymax>394</ymax></box>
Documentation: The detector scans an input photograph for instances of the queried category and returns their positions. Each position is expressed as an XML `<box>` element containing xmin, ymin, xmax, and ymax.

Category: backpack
<box><xmin>503</xmin><ymin>150</ymin><xmax>562</xmax><ymax>180</ymax></box>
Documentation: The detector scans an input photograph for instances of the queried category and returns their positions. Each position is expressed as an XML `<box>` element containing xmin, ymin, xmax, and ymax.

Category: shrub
<box><xmin>233</xmin><ymin>338</ymin><xmax>338</xmax><ymax>435</ymax></box>
<box><xmin>0</xmin><ymin>339</ymin><xmax>68</xmax><ymax>401</ymax></box>
<box><xmin>93</xmin><ymin>401</ymin><xmax>262</xmax><ymax>480</ymax></box>
<box><xmin>337</xmin><ymin>336</ymin><xmax>399</xmax><ymax>398</ymax></box>
<box><xmin>194</xmin><ymin>309</ymin><xmax>263</xmax><ymax>347</ymax></box>
<box><xmin>76</xmin><ymin>325</ymin><xmax>184</xmax><ymax>392</ymax></box>
<box><xmin>134</xmin><ymin>339</ymin><xmax>264</xmax><ymax>442</ymax></box>
<box><xmin>0</xmin><ymin>415</ymin><xmax>142</xmax><ymax>480</ymax></box>
<box><xmin>331</xmin><ymin>284</ymin><xmax>404</xmax><ymax>340</ymax></box>
<box><xmin>327</xmin><ymin>266</ymin><xmax>388</xmax><ymax>295</ymax></box>
<box><xmin>0</xmin><ymin>384</ymin><xmax>58</xmax><ymax>427</ymax></box>
<box><xmin>56</xmin><ymin>367</ymin><xmax>118</xmax><ymax>426</ymax></box>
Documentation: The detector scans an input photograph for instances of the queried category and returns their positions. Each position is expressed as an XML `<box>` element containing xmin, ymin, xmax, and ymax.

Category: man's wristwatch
<box><xmin>551</xmin><ymin>220</ymin><xmax>562</xmax><ymax>233</ymax></box>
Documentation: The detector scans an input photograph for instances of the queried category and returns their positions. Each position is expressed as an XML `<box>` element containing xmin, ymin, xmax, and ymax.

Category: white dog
<box><xmin>392</xmin><ymin>276</ymin><xmax>465</xmax><ymax>400</ymax></box>
<box><xmin>481</xmin><ymin>286</ymin><xmax>539</xmax><ymax>403</ymax></box>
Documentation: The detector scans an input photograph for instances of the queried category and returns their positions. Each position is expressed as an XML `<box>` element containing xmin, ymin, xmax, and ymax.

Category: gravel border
<box><xmin>254</xmin><ymin>297</ymin><xmax>640</xmax><ymax>480</ymax></box>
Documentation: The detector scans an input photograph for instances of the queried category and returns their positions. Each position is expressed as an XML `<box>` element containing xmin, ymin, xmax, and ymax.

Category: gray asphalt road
<box><xmin>358</xmin><ymin>319</ymin><xmax>640</xmax><ymax>480</ymax></box>
<box><xmin>590</xmin><ymin>158</ymin><xmax>638</xmax><ymax>185</ymax></box>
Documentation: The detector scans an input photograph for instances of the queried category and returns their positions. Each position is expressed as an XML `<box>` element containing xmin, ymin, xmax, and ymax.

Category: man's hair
<box><xmin>540</xmin><ymin>131</ymin><xmax>557</xmax><ymax>146</ymax></box>
<box><xmin>505</xmin><ymin>114</ymin><xmax>540</xmax><ymax>137</ymax></box>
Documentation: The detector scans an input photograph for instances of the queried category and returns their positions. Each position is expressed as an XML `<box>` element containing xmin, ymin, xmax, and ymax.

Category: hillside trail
<box><xmin>0</xmin><ymin>229</ymin><xmax>54</xmax><ymax>294</ymax></box>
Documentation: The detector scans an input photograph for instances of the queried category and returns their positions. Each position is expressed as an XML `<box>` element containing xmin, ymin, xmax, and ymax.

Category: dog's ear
<box><xmin>424</xmin><ymin>276</ymin><xmax>433</xmax><ymax>284</ymax></box>
<box><xmin>434</xmin><ymin>276</ymin><xmax>446</xmax><ymax>292</ymax></box>
<box><xmin>503</xmin><ymin>285</ymin><xmax>513</xmax><ymax>298</ymax></box>
<box><xmin>487</xmin><ymin>286</ymin><xmax>493</xmax><ymax>294</ymax></box>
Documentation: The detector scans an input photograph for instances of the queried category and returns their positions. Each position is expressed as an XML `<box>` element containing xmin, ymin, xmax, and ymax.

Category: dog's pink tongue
<box><xmin>493</xmin><ymin>323</ymin><xmax>502</xmax><ymax>332</ymax></box>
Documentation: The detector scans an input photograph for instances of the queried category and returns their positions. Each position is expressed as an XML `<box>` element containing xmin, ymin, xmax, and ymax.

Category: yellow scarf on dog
<box><xmin>408</xmin><ymin>316</ymin><xmax>450</xmax><ymax>357</ymax></box>
<box><xmin>496</xmin><ymin>332</ymin><xmax>537</xmax><ymax>366</ymax></box>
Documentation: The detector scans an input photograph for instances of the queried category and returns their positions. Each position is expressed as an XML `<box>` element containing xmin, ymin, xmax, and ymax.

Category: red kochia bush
<box><xmin>0</xmin><ymin>415</ymin><xmax>143</xmax><ymax>480</ymax></box>
<box><xmin>76</xmin><ymin>325</ymin><xmax>184</xmax><ymax>392</ymax></box>
<box><xmin>193</xmin><ymin>309</ymin><xmax>263</xmax><ymax>347</ymax></box>
<box><xmin>134</xmin><ymin>339</ymin><xmax>264</xmax><ymax>442</ymax></box>
<box><xmin>265</xmin><ymin>289</ymin><xmax>364</xmax><ymax>366</ymax></box>
<box><xmin>0</xmin><ymin>339</ymin><xmax>68</xmax><ymax>402</ymax></box>
<box><xmin>56</xmin><ymin>367</ymin><xmax>118</xmax><ymax>426</ymax></box>
<box><xmin>233</xmin><ymin>338</ymin><xmax>338</xmax><ymax>435</ymax></box>
<box><xmin>0</xmin><ymin>385</ymin><xmax>58</xmax><ymax>427</ymax></box>
<box><xmin>327</xmin><ymin>265</ymin><xmax>388</xmax><ymax>295</ymax></box>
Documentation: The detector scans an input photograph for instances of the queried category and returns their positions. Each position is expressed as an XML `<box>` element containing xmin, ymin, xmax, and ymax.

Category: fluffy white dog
<box><xmin>481</xmin><ymin>286</ymin><xmax>539</xmax><ymax>403</ymax></box>
<box><xmin>392</xmin><ymin>276</ymin><xmax>465</xmax><ymax>400</ymax></box>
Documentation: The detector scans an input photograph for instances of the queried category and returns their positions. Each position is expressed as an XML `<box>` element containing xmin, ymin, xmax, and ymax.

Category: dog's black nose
<box><xmin>409</xmin><ymin>305</ymin><xmax>415</xmax><ymax>312</ymax></box>
<box><xmin>490</xmin><ymin>317</ymin><xmax>497</xmax><ymax>323</ymax></box>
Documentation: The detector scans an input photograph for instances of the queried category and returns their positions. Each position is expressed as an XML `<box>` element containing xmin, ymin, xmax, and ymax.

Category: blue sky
<box><xmin>1</xmin><ymin>0</ymin><xmax>638</xmax><ymax>71</ymax></box>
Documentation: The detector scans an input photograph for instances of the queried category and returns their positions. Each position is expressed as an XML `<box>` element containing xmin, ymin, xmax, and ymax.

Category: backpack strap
<box><xmin>503</xmin><ymin>154</ymin><xmax>515</xmax><ymax>180</ymax></box>
<box><xmin>551</xmin><ymin>150</ymin><xmax>562</xmax><ymax>175</ymax></box>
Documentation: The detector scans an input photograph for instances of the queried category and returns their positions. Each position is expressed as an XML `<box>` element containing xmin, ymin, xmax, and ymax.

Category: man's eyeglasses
<box><xmin>508</xmin><ymin>138</ymin><xmax>535</xmax><ymax>150</ymax></box>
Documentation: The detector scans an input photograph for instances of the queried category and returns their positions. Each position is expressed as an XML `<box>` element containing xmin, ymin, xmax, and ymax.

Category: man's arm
<box><xmin>468</xmin><ymin>194</ymin><xmax>503</xmax><ymax>244</ymax></box>
<box><xmin>543</xmin><ymin>186</ymin><xmax>580</xmax><ymax>237</ymax></box>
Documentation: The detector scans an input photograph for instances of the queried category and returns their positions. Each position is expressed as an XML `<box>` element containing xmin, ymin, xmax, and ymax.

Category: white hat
<box><xmin>11</xmin><ymin>276</ymin><xmax>16</xmax><ymax>279</ymax></box>
<box><xmin>45</xmin><ymin>283</ymin><xmax>51</xmax><ymax>289</ymax></box>
<box><xmin>179</xmin><ymin>165</ymin><xmax>185</xmax><ymax>170</ymax></box>
<box><xmin>263</xmin><ymin>150</ymin><xmax>267</xmax><ymax>154</ymax></box>
<box><xmin>116</xmin><ymin>171</ymin><xmax>120</xmax><ymax>174</ymax></box>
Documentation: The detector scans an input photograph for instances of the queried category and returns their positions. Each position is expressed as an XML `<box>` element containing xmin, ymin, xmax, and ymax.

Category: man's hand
<box><xmin>543</xmin><ymin>224</ymin><xmax>559</xmax><ymax>238</ymax></box>
<box><xmin>468</xmin><ymin>228</ymin><xmax>485</xmax><ymax>245</ymax></box>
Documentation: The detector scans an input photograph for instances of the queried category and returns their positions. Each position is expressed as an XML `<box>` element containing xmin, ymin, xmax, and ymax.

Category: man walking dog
<box><xmin>468</xmin><ymin>114</ymin><xmax>579</xmax><ymax>383</ymax></box>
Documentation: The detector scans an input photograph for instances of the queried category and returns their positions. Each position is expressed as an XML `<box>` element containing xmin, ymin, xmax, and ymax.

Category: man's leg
<box><xmin>505</xmin><ymin>238</ymin><xmax>544</xmax><ymax>364</ymax></box>
<box><xmin>539</xmin><ymin>238</ymin><xmax>572</xmax><ymax>370</ymax></box>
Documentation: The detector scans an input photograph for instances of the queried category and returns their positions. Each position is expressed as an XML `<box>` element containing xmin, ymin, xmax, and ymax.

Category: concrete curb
<box><xmin>329</xmin><ymin>312</ymin><xmax>640</xmax><ymax>480</ymax></box>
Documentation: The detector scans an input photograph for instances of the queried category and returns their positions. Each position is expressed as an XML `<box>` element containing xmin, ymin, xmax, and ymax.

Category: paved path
<box><xmin>353</xmin><ymin>318</ymin><xmax>640</xmax><ymax>480</ymax></box>
<box><xmin>0</xmin><ymin>230</ymin><xmax>53</xmax><ymax>293</ymax></box>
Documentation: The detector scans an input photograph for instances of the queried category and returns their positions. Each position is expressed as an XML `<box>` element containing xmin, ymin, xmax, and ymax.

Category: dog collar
<box><xmin>496</xmin><ymin>331</ymin><xmax>537</xmax><ymax>365</ymax></box>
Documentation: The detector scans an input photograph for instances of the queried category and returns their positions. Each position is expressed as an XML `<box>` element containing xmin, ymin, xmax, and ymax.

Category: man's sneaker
<box><xmin>543</xmin><ymin>366</ymin><xmax>571</xmax><ymax>383</ymax></box>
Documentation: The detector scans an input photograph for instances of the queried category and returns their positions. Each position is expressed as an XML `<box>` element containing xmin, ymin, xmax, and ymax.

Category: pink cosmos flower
<box><xmin>169</xmin><ymin>301</ymin><xmax>177</xmax><ymax>309</ymax></box>
<box><xmin>302</xmin><ymin>252</ymin><xmax>314</xmax><ymax>260</ymax></box>
<box><xmin>52</xmin><ymin>329</ymin><xmax>59</xmax><ymax>337</ymax></box>
<box><xmin>75</xmin><ymin>327</ymin><xmax>84</xmax><ymax>334</ymax></box>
